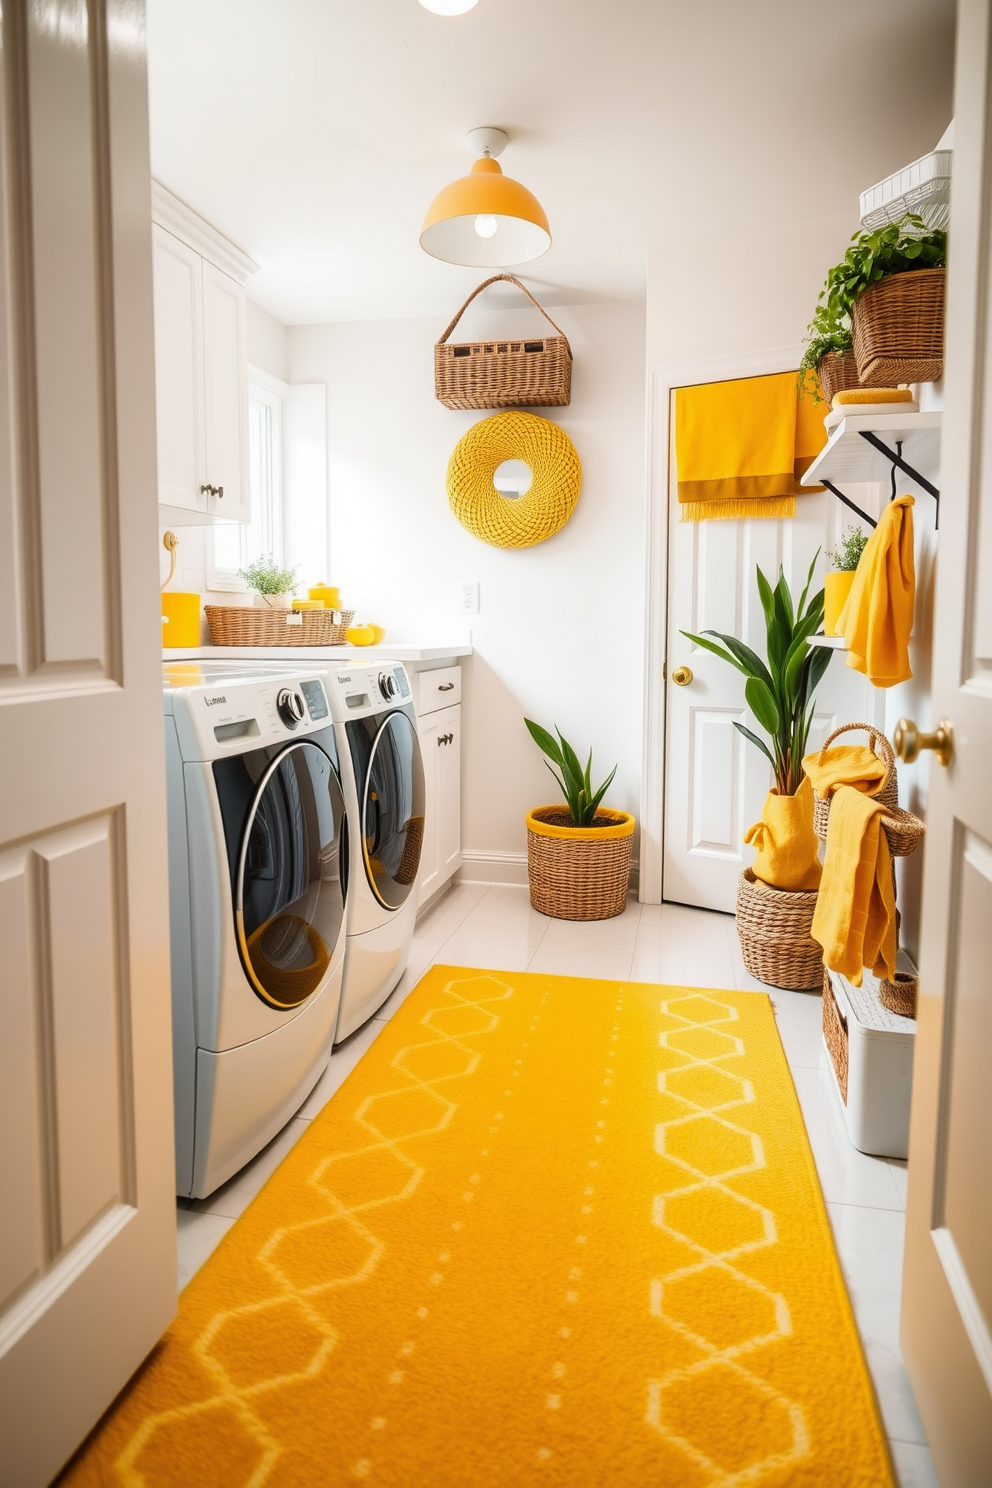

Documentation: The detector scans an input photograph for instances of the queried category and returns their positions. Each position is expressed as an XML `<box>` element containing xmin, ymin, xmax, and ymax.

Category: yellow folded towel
<box><xmin>838</xmin><ymin>495</ymin><xmax>915</xmax><ymax>687</ymax></box>
<box><xmin>743</xmin><ymin>778</ymin><xmax>822</xmax><ymax>891</ymax></box>
<box><xmin>811</xmin><ymin>785</ymin><xmax>897</xmax><ymax>985</ymax></box>
<box><xmin>675</xmin><ymin>371</ymin><xmax>828</xmax><ymax>522</ymax></box>
<box><xmin>803</xmin><ymin>743</ymin><xmax>890</xmax><ymax>800</ymax></box>
<box><xmin>832</xmin><ymin>387</ymin><xmax>915</xmax><ymax>407</ymax></box>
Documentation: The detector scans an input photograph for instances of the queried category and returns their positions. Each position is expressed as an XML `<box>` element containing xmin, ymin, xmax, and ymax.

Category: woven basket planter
<box><xmin>851</xmin><ymin>267</ymin><xmax>945</xmax><ymax>386</ymax></box>
<box><xmin>435</xmin><ymin>274</ymin><xmax>572</xmax><ymax>410</ymax></box>
<box><xmin>878</xmin><ymin>968</ymin><xmax>918</xmax><ymax>1019</ymax></box>
<box><xmin>816</xmin><ymin>349</ymin><xmax>861</xmax><ymax>404</ymax></box>
<box><xmin>736</xmin><ymin>869</ymin><xmax>822</xmax><ymax>991</ymax></box>
<box><xmin>205</xmin><ymin>606</ymin><xmax>355</xmax><ymax>647</ymax></box>
<box><xmin>811</xmin><ymin>723</ymin><xmax>925</xmax><ymax>858</ymax></box>
<box><xmin>526</xmin><ymin>806</ymin><xmax>634</xmax><ymax>921</ymax></box>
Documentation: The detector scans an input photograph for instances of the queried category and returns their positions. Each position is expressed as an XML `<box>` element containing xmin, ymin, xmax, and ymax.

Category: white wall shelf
<box><xmin>808</xmin><ymin>634</ymin><xmax>847</xmax><ymax>650</ymax></box>
<box><xmin>803</xmin><ymin>410</ymin><xmax>941</xmax><ymax>489</ymax></box>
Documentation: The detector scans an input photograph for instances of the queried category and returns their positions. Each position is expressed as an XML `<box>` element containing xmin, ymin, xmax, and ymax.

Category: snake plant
<box><xmin>524</xmin><ymin>720</ymin><xmax>617</xmax><ymax>827</ymax></box>
<box><xmin>681</xmin><ymin>553</ymin><xmax>832</xmax><ymax>797</ymax></box>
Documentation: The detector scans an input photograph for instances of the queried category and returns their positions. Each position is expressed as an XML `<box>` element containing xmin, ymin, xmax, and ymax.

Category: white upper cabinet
<box><xmin>151</xmin><ymin>185</ymin><xmax>257</xmax><ymax>525</ymax></box>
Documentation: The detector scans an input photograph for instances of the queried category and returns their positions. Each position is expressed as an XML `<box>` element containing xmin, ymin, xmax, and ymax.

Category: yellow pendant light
<box><xmin>420</xmin><ymin>127</ymin><xmax>551</xmax><ymax>267</ymax></box>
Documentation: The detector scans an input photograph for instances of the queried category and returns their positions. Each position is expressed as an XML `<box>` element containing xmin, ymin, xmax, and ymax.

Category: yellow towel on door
<box><xmin>744</xmin><ymin>777</ymin><xmax>822</xmax><ymax>890</ymax></box>
<box><xmin>811</xmin><ymin>785</ymin><xmax>897</xmax><ymax>985</ymax></box>
<box><xmin>675</xmin><ymin>371</ymin><xmax>828</xmax><ymax>522</ymax></box>
<box><xmin>837</xmin><ymin>494</ymin><xmax>916</xmax><ymax>686</ymax></box>
<box><xmin>803</xmin><ymin>743</ymin><xmax>890</xmax><ymax>800</ymax></box>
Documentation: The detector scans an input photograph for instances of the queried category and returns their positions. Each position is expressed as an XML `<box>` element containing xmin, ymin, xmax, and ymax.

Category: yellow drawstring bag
<box><xmin>743</xmin><ymin>776</ymin><xmax>822</xmax><ymax>892</ymax></box>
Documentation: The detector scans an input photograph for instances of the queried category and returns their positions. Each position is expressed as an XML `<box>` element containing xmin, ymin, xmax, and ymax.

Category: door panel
<box><xmin>151</xmin><ymin>225</ymin><xmax>204</xmax><ymax>514</ymax></box>
<box><xmin>664</xmin><ymin>397</ymin><xmax>878</xmax><ymax>911</ymax></box>
<box><xmin>901</xmin><ymin>4</ymin><xmax>992</xmax><ymax>1477</ymax></box>
<box><xmin>0</xmin><ymin>4</ymin><xmax>176</xmax><ymax>1483</ymax></box>
<box><xmin>202</xmin><ymin>259</ymin><xmax>248</xmax><ymax>521</ymax></box>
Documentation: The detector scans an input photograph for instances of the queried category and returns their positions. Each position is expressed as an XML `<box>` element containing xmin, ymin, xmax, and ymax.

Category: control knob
<box><xmin>277</xmin><ymin>688</ymin><xmax>306</xmax><ymax>728</ymax></box>
<box><xmin>378</xmin><ymin>672</ymin><xmax>395</xmax><ymax>700</ymax></box>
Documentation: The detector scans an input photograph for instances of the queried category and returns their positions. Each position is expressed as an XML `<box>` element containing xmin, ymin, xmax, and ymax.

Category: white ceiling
<box><xmin>146</xmin><ymin>0</ymin><xmax>955</xmax><ymax>326</ymax></box>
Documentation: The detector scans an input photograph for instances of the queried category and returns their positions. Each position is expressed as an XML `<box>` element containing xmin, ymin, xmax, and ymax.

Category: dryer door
<box><xmin>361</xmin><ymin>711</ymin><xmax>426</xmax><ymax>909</ymax></box>
<box><xmin>235</xmin><ymin>742</ymin><xmax>347</xmax><ymax>1009</ymax></box>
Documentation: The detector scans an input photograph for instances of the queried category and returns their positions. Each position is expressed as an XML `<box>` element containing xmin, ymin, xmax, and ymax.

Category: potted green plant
<box><xmin>798</xmin><ymin>312</ymin><xmax>858</xmax><ymax>406</ymax></box>
<box><xmin>523</xmin><ymin>721</ymin><xmax>634</xmax><ymax>921</ymax></box>
<box><xmin>238</xmin><ymin>555</ymin><xmax>298</xmax><ymax>610</ymax></box>
<box><xmin>682</xmin><ymin>555</ymin><xmax>833</xmax><ymax>990</ymax></box>
<box><xmin>813</xmin><ymin>213</ymin><xmax>947</xmax><ymax>388</ymax></box>
<box><xmin>824</xmin><ymin>526</ymin><xmax>869</xmax><ymax>636</ymax></box>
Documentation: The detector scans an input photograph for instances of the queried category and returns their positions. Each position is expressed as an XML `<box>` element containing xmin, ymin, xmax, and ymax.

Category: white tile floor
<box><xmin>176</xmin><ymin>884</ymin><xmax>935</xmax><ymax>1486</ymax></box>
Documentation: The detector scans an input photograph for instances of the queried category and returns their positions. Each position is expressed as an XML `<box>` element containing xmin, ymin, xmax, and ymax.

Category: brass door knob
<box><xmin>893</xmin><ymin>717</ymin><xmax>954</xmax><ymax>767</ymax></box>
<box><xmin>671</xmin><ymin>665</ymin><xmax>693</xmax><ymax>687</ymax></box>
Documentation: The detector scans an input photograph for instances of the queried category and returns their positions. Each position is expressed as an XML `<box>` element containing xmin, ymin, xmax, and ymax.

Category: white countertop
<box><xmin>163</xmin><ymin>640</ymin><xmax>472</xmax><ymax>665</ymax></box>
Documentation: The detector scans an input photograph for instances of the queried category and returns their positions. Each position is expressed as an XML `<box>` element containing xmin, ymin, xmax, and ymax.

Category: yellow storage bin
<box><xmin>162</xmin><ymin>592</ymin><xmax>201</xmax><ymax>649</ymax></box>
<box><xmin>309</xmin><ymin>585</ymin><xmax>341</xmax><ymax>609</ymax></box>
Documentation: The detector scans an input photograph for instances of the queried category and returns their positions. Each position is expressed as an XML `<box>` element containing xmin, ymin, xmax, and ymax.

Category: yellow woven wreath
<box><xmin>446</xmin><ymin>411</ymin><xmax>582</xmax><ymax>549</ymax></box>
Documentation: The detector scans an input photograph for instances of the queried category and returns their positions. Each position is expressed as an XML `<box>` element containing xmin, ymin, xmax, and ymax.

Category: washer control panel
<box><xmin>165</xmin><ymin>667</ymin><xmax>333</xmax><ymax>761</ymax></box>
<box><xmin>330</xmin><ymin>664</ymin><xmax>412</xmax><ymax>719</ymax></box>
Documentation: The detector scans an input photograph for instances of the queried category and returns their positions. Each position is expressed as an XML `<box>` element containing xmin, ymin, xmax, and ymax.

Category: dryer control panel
<box><xmin>163</xmin><ymin>666</ymin><xmax>334</xmax><ymax>762</ymax></box>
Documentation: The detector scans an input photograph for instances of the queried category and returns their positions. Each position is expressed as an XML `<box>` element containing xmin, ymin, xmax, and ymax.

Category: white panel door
<box><xmin>0</xmin><ymin>4</ymin><xmax>176</xmax><ymax>1485</ymax></box>
<box><xmin>151</xmin><ymin>223</ymin><xmax>204</xmax><ymax>516</ymax></box>
<box><xmin>663</xmin><ymin>400</ymin><xmax>877</xmax><ymax>912</ymax></box>
<box><xmin>901</xmin><ymin>2</ymin><xmax>992</xmax><ymax>1476</ymax></box>
<box><xmin>201</xmin><ymin>259</ymin><xmax>249</xmax><ymax>522</ymax></box>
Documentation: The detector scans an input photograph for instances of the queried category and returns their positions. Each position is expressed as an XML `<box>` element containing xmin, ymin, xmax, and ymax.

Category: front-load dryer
<box><xmin>326</xmin><ymin>664</ymin><xmax>426</xmax><ymax>1043</ymax></box>
<box><xmin>164</xmin><ymin>662</ymin><xmax>348</xmax><ymax>1198</ymax></box>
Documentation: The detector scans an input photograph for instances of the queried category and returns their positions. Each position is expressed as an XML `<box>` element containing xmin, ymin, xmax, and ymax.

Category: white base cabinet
<box><xmin>417</xmin><ymin>692</ymin><xmax>462</xmax><ymax>905</ymax></box>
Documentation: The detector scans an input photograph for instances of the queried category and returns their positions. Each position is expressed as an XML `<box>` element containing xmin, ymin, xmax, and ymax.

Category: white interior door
<box><xmin>901</xmin><ymin>1</ymin><xmax>992</xmax><ymax>1476</ymax></box>
<box><xmin>0</xmin><ymin>5</ymin><xmax>176</xmax><ymax>1485</ymax></box>
<box><xmin>663</xmin><ymin>387</ymin><xmax>878</xmax><ymax>911</ymax></box>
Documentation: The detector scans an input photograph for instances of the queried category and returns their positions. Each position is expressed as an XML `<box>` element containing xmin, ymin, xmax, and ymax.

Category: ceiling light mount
<box><xmin>464</xmin><ymin>127</ymin><xmax>507</xmax><ymax>159</ymax></box>
<box><xmin>420</xmin><ymin>126</ymin><xmax>550</xmax><ymax>267</ymax></box>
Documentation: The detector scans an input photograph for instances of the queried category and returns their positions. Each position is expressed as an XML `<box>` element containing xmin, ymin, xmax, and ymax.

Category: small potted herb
<box><xmin>824</xmin><ymin>527</ymin><xmax>869</xmax><ymax>636</ymax></box>
<box><xmin>523</xmin><ymin>722</ymin><xmax>634</xmax><ymax>921</ymax></box>
<box><xmin>238</xmin><ymin>555</ymin><xmax>298</xmax><ymax>610</ymax></box>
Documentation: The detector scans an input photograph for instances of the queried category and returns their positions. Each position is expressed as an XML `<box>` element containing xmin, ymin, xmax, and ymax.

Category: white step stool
<box><xmin>822</xmin><ymin>955</ymin><xmax>917</xmax><ymax>1159</ymax></box>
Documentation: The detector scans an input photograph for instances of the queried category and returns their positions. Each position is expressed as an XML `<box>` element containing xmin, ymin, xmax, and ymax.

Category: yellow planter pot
<box><xmin>824</xmin><ymin>570</ymin><xmax>856</xmax><ymax>637</ymax></box>
<box><xmin>161</xmin><ymin>591</ymin><xmax>201</xmax><ymax>649</ymax></box>
<box><xmin>525</xmin><ymin>806</ymin><xmax>635</xmax><ymax>921</ymax></box>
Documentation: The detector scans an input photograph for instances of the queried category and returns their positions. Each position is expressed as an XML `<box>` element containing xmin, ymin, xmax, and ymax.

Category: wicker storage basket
<box><xmin>736</xmin><ymin>869</ymin><xmax>822</xmax><ymax>991</ymax></box>
<box><xmin>878</xmin><ymin>968</ymin><xmax>918</xmax><ymax>1018</ymax></box>
<box><xmin>435</xmin><ymin>275</ymin><xmax>572</xmax><ymax>410</ymax></box>
<box><xmin>526</xmin><ymin>806</ymin><xmax>634</xmax><ymax>921</ymax></box>
<box><xmin>851</xmin><ymin>267</ymin><xmax>945</xmax><ymax>386</ymax></box>
<box><xmin>816</xmin><ymin>349</ymin><xmax>861</xmax><ymax>404</ymax></box>
<box><xmin>204</xmin><ymin>606</ymin><xmax>355</xmax><ymax>647</ymax></box>
<box><xmin>810</xmin><ymin>723</ymin><xmax>925</xmax><ymax>858</ymax></box>
<box><xmin>822</xmin><ymin>969</ymin><xmax>849</xmax><ymax>1101</ymax></box>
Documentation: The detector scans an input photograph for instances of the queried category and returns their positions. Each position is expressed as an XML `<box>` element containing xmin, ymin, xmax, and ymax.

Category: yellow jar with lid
<box><xmin>309</xmin><ymin>585</ymin><xmax>341</xmax><ymax>609</ymax></box>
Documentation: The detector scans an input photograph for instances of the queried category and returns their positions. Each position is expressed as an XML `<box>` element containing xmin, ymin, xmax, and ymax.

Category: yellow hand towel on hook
<box><xmin>811</xmin><ymin>785</ymin><xmax>897</xmax><ymax>985</ymax></box>
<box><xmin>837</xmin><ymin>494</ymin><xmax>916</xmax><ymax>687</ymax></box>
<box><xmin>675</xmin><ymin>370</ymin><xmax>827</xmax><ymax>522</ymax></box>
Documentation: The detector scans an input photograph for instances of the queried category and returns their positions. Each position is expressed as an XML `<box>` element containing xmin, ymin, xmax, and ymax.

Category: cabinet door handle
<box><xmin>216</xmin><ymin>485</ymin><xmax>224</xmax><ymax>499</ymax></box>
<box><xmin>200</xmin><ymin>483</ymin><xmax>223</xmax><ymax>499</ymax></box>
<box><xmin>438</xmin><ymin>682</ymin><xmax>455</xmax><ymax>691</ymax></box>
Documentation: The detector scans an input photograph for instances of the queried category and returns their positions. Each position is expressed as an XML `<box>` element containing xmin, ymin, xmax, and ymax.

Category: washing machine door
<box><xmin>361</xmin><ymin>711</ymin><xmax>426</xmax><ymax>909</ymax></box>
<box><xmin>235</xmin><ymin>741</ymin><xmax>347</xmax><ymax>1009</ymax></box>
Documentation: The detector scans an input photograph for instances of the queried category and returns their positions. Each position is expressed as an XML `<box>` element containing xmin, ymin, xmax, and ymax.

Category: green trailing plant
<box><xmin>238</xmin><ymin>555</ymin><xmax>298</xmax><ymax>595</ymax></box>
<box><xmin>681</xmin><ymin>554</ymin><xmax>833</xmax><ymax>797</ymax></box>
<box><xmin>524</xmin><ymin>720</ymin><xmax>617</xmax><ymax>828</ymax></box>
<box><xmin>799</xmin><ymin>213</ymin><xmax>947</xmax><ymax>401</ymax></box>
<box><xmin>826</xmin><ymin>526</ymin><xmax>869</xmax><ymax>572</ymax></box>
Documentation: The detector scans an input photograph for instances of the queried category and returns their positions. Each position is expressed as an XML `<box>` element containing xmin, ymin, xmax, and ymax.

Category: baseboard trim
<box><xmin>455</xmin><ymin>850</ymin><xmax>640</xmax><ymax>893</ymax></box>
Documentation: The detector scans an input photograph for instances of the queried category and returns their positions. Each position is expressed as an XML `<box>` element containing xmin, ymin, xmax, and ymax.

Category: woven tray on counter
<box><xmin>205</xmin><ymin>606</ymin><xmax>355</xmax><ymax>647</ymax></box>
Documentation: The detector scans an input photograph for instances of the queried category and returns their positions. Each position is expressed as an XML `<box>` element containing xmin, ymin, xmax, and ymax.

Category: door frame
<box><xmin>638</xmin><ymin>344</ymin><xmax>802</xmax><ymax>904</ymax></box>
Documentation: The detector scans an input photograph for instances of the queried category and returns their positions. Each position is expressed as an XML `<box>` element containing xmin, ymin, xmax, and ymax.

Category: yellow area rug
<box><xmin>63</xmin><ymin>969</ymin><xmax>894</xmax><ymax>1487</ymax></box>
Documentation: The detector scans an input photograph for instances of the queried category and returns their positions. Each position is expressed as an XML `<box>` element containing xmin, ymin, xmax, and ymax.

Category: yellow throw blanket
<box><xmin>675</xmin><ymin>371</ymin><xmax>827</xmax><ymax>522</ymax></box>
<box><xmin>744</xmin><ymin>777</ymin><xmax>822</xmax><ymax>891</ymax></box>
<box><xmin>803</xmin><ymin>743</ymin><xmax>890</xmax><ymax>801</ymax></box>
<box><xmin>811</xmin><ymin>785</ymin><xmax>897</xmax><ymax>985</ymax></box>
<box><xmin>837</xmin><ymin>495</ymin><xmax>916</xmax><ymax>687</ymax></box>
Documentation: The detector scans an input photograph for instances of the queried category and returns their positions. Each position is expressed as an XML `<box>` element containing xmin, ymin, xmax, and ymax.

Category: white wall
<box><xmin>289</xmin><ymin>301</ymin><xmax>646</xmax><ymax>873</ymax></box>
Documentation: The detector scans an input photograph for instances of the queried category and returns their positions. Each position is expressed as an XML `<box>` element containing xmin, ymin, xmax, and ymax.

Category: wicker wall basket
<box><xmin>205</xmin><ymin>606</ymin><xmax>355</xmax><ymax>647</ymax></box>
<box><xmin>851</xmin><ymin>267</ymin><xmax>945</xmax><ymax>387</ymax></box>
<box><xmin>816</xmin><ymin>349</ymin><xmax>861</xmax><ymax>404</ymax></box>
<box><xmin>435</xmin><ymin>274</ymin><xmax>572</xmax><ymax>410</ymax></box>
<box><xmin>811</xmin><ymin>722</ymin><xmax>925</xmax><ymax>858</ymax></box>
<box><xmin>526</xmin><ymin>806</ymin><xmax>634</xmax><ymax>921</ymax></box>
<box><xmin>736</xmin><ymin>869</ymin><xmax>822</xmax><ymax>991</ymax></box>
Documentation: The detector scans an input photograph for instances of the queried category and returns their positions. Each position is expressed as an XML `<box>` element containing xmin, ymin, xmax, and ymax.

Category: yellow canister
<box><xmin>309</xmin><ymin>584</ymin><xmax>341</xmax><ymax>609</ymax></box>
<box><xmin>161</xmin><ymin>592</ymin><xmax>201</xmax><ymax>649</ymax></box>
<box><xmin>292</xmin><ymin>599</ymin><xmax>323</xmax><ymax>610</ymax></box>
<box><xmin>824</xmin><ymin>571</ymin><xmax>856</xmax><ymax>637</ymax></box>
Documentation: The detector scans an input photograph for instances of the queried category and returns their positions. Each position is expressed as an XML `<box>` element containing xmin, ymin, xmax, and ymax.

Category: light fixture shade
<box><xmin>420</xmin><ymin>157</ymin><xmax>551</xmax><ymax>266</ymax></box>
<box><xmin>419</xmin><ymin>0</ymin><xmax>478</xmax><ymax>11</ymax></box>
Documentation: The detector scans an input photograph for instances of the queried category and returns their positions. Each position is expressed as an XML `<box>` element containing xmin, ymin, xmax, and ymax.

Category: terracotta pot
<box><xmin>824</xmin><ymin>570</ymin><xmax>856</xmax><ymax>636</ymax></box>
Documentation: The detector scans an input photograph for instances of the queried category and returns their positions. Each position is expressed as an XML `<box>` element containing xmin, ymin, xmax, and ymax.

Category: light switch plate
<box><xmin>460</xmin><ymin>581</ymin><xmax>480</xmax><ymax>614</ymax></box>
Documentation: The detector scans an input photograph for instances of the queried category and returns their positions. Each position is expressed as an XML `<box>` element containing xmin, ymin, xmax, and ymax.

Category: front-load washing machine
<box><xmin>326</xmin><ymin>663</ymin><xmax>426</xmax><ymax>1043</ymax></box>
<box><xmin>164</xmin><ymin>661</ymin><xmax>348</xmax><ymax>1198</ymax></box>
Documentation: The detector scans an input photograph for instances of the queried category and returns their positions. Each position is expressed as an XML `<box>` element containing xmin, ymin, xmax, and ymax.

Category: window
<box><xmin>208</xmin><ymin>369</ymin><xmax>286</xmax><ymax>589</ymax></box>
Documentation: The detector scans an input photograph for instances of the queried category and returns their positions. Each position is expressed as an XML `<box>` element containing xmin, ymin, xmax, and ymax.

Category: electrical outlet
<box><xmin>460</xmin><ymin>581</ymin><xmax>480</xmax><ymax>614</ymax></box>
